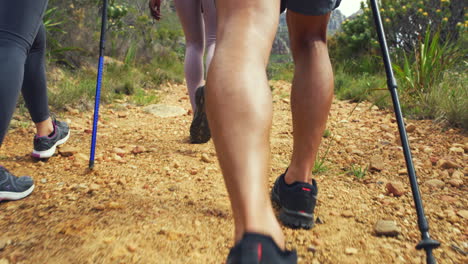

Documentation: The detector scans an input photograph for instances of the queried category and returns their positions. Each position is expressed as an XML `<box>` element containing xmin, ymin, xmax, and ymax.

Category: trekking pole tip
<box><xmin>89</xmin><ymin>160</ymin><xmax>95</xmax><ymax>170</ymax></box>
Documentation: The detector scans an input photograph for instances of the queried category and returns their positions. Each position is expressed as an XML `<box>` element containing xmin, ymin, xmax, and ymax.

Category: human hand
<box><xmin>149</xmin><ymin>0</ymin><xmax>162</xmax><ymax>20</ymax></box>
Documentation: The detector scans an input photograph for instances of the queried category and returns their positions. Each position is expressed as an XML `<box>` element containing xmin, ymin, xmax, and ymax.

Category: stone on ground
<box><xmin>374</xmin><ymin>220</ymin><xmax>400</xmax><ymax>237</ymax></box>
<box><xmin>143</xmin><ymin>104</ymin><xmax>186</xmax><ymax>118</ymax></box>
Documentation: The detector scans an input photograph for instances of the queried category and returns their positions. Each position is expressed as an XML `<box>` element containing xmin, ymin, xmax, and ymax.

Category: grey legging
<box><xmin>0</xmin><ymin>0</ymin><xmax>50</xmax><ymax>146</ymax></box>
<box><xmin>174</xmin><ymin>0</ymin><xmax>217</xmax><ymax>111</ymax></box>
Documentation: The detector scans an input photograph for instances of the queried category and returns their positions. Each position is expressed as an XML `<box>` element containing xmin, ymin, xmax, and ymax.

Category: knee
<box><xmin>185</xmin><ymin>40</ymin><xmax>204</xmax><ymax>55</ymax></box>
<box><xmin>30</xmin><ymin>24</ymin><xmax>46</xmax><ymax>54</ymax></box>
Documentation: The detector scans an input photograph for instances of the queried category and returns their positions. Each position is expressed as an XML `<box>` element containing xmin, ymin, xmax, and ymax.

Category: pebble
<box><xmin>0</xmin><ymin>238</ymin><xmax>12</xmax><ymax>250</ymax></box>
<box><xmin>89</xmin><ymin>183</ymin><xmax>100</xmax><ymax>192</ymax></box>
<box><xmin>127</xmin><ymin>244</ymin><xmax>137</xmax><ymax>253</ymax></box>
<box><xmin>452</xmin><ymin>171</ymin><xmax>463</xmax><ymax>179</ymax></box>
<box><xmin>448</xmin><ymin>179</ymin><xmax>463</xmax><ymax>187</ymax></box>
<box><xmin>341</xmin><ymin>210</ymin><xmax>354</xmax><ymax>218</ymax></box>
<box><xmin>437</xmin><ymin>159</ymin><xmax>460</xmax><ymax>169</ymax></box>
<box><xmin>449</xmin><ymin>147</ymin><xmax>464</xmax><ymax>154</ymax></box>
<box><xmin>386</xmin><ymin>181</ymin><xmax>406</xmax><ymax>197</ymax></box>
<box><xmin>40</xmin><ymin>178</ymin><xmax>47</xmax><ymax>184</ymax></box>
<box><xmin>108</xmin><ymin>202</ymin><xmax>122</xmax><ymax>209</ymax></box>
<box><xmin>425</xmin><ymin>179</ymin><xmax>445</xmax><ymax>188</ymax></box>
<box><xmin>58</xmin><ymin>146</ymin><xmax>78</xmax><ymax>157</ymax></box>
<box><xmin>307</xmin><ymin>246</ymin><xmax>317</xmax><ymax>253</ymax></box>
<box><xmin>374</xmin><ymin>220</ymin><xmax>400</xmax><ymax>237</ymax></box>
<box><xmin>201</xmin><ymin>153</ymin><xmax>212</xmax><ymax>163</ymax></box>
<box><xmin>406</xmin><ymin>124</ymin><xmax>416</xmax><ymax>133</ymax></box>
<box><xmin>345</xmin><ymin>247</ymin><xmax>358</xmax><ymax>255</ymax></box>
<box><xmin>113</xmin><ymin>148</ymin><xmax>127</xmax><ymax>157</ymax></box>
<box><xmin>311</xmin><ymin>260</ymin><xmax>320</xmax><ymax>264</ymax></box>
<box><xmin>131</xmin><ymin>146</ymin><xmax>146</xmax><ymax>154</ymax></box>
<box><xmin>369</xmin><ymin>156</ymin><xmax>385</xmax><ymax>171</ymax></box>
<box><xmin>457</xmin><ymin>210</ymin><xmax>468</xmax><ymax>219</ymax></box>
<box><xmin>0</xmin><ymin>259</ymin><xmax>9</xmax><ymax>264</ymax></box>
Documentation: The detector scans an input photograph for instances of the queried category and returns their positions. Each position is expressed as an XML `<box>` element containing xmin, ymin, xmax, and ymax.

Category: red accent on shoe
<box><xmin>299</xmin><ymin>210</ymin><xmax>306</xmax><ymax>213</ymax></box>
<box><xmin>257</xmin><ymin>243</ymin><xmax>262</xmax><ymax>262</ymax></box>
<box><xmin>302</xmin><ymin>187</ymin><xmax>311</xmax><ymax>192</ymax></box>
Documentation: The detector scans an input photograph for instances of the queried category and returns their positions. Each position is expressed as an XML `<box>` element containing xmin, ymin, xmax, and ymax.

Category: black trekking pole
<box><xmin>89</xmin><ymin>0</ymin><xmax>108</xmax><ymax>169</ymax></box>
<box><xmin>369</xmin><ymin>0</ymin><xmax>440</xmax><ymax>263</ymax></box>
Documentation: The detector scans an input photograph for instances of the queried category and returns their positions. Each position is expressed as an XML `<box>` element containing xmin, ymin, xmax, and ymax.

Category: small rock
<box><xmin>451</xmin><ymin>171</ymin><xmax>463</xmax><ymax>179</ymax></box>
<box><xmin>89</xmin><ymin>183</ymin><xmax>100</xmax><ymax>192</ymax></box>
<box><xmin>351</xmin><ymin>149</ymin><xmax>364</xmax><ymax>156</ymax></box>
<box><xmin>93</xmin><ymin>204</ymin><xmax>105</xmax><ymax>211</ymax></box>
<box><xmin>406</xmin><ymin>124</ymin><xmax>416</xmax><ymax>133</ymax></box>
<box><xmin>341</xmin><ymin>210</ymin><xmax>354</xmax><ymax>218</ymax></box>
<box><xmin>131</xmin><ymin>145</ymin><xmax>146</xmax><ymax>154</ymax></box>
<box><xmin>117</xmin><ymin>179</ymin><xmax>127</xmax><ymax>185</ymax></box>
<box><xmin>190</xmin><ymin>169</ymin><xmax>198</xmax><ymax>175</ymax></box>
<box><xmin>449</xmin><ymin>147</ymin><xmax>464</xmax><ymax>154</ymax></box>
<box><xmin>117</xmin><ymin>112</ymin><xmax>128</xmax><ymax>118</ymax></box>
<box><xmin>127</xmin><ymin>244</ymin><xmax>137</xmax><ymax>253</ymax></box>
<box><xmin>40</xmin><ymin>178</ymin><xmax>47</xmax><ymax>184</ymax></box>
<box><xmin>374</xmin><ymin>220</ymin><xmax>400</xmax><ymax>237</ymax></box>
<box><xmin>307</xmin><ymin>246</ymin><xmax>317</xmax><ymax>253</ymax></box>
<box><xmin>201</xmin><ymin>153</ymin><xmax>212</xmax><ymax>163</ymax></box>
<box><xmin>66</xmin><ymin>195</ymin><xmax>78</xmax><ymax>201</ymax></box>
<box><xmin>448</xmin><ymin>179</ymin><xmax>463</xmax><ymax>187</ymax></box>
<box><xmin>457</xmin><ymin>210</ymin><xmax>468</xmax><ymax>219</ymax></box>
<box><xmin>59</xmin><ymin>146</ymin><xmax>78</xmax><ymax>157</ymax></box>
<box><xmin>397</xmin><ymin>169</ymin><xmax>407</xmax><ymax>175</ymax></box>
<box><xmin>440</xmin><ymin>195</ymin><xmax>458</xmax><ymax>203</ymax></box>
<box><xmin>75</xmin><ymin>153</ymin><xmax>88</xmax><ymax>161</ymax></box>
<box><xmin>0</xmin><ymin>258</ymin><xmax>10</xmax><ymax>264</ymax></box>
<box><xmin>113</xmin><ymin>148</ymin><xmax>127</xmax><ymax>157</ymax></box>
<box><xmin>386</xmin><ymin>181</ymin><xmax>406</xmax><ymax>197</ymax></box>
<box><xmin>437</xmin><ymin>159</ymin><xmax>460</xmax><ymax>169</ymax></box>
<box><xmin>108</xmin><ymin>202</ymin><xmax>122</xmax><ymax>209</ymax></box>
<box><xmin>316</xmin><ymin>217</ymin><xmax>324</xmax><ymax>224</ymax></box>
<box><xmin>0</xmin><ymin>238</ymin><xmax>12</xmax><ymax>250</ymax></box>
<box><xmin>425</xmin><ymin>179</ymin><xmax>445</xmax><ymax>188</ymax></box>
<box><xmin>369</xmin><ymin>156</ymin><xmax>385</xmax><ymax>171</ymax></box>
<box><xmin>345</xmin><ymin>247</ymin><xmax>358</xmax><ymax>255</ymax></box>
<box><xmin>311</xmin><ymin>260</ymin><xmax>320</xmax><ymax>264</ymax></box>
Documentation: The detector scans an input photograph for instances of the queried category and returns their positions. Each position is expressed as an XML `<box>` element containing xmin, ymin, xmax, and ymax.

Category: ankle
<box><xmin>243</xmin><ymin>209</ymin><xmax>285</xmax><ymax>249</ymax></box>
<box><xmin>35</xmin><ymin>117</ymin><xmax>54</xmax><ymax>137</ymax></box>
<box><xmin>285</xmin><ymin>166</ymin><xmax>312</xmax><ymax>185</ymax></box>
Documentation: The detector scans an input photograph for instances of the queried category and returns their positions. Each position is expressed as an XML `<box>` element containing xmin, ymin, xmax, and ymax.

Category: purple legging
<box><xmin>174</xmin><ymin>0</ymin><xmax>216</xmax><ymax>111</ymax></box>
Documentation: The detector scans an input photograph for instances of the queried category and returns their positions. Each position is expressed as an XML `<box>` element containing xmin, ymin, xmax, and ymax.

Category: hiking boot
<box><xmin>190</xmin><ymin>86</ymin><xmax>211</xmax><ymax>144</ymax></box>
<box><xmin>32</xmin><ymin>117</ymin><xmax>70</xmax><ymax>159</ymax></box>
<box><xmin>271</xmin><ymin>170</ymin><xmax>317</xmax><ymax>229</ymax></box>
<box><xmin>0</xmin><ymin>166</ymin><xmax>34</xmax><ymax>201</ymax></box>
<box><xmin>226</xmin><ymin>233</ymin><xmax>297</xmax><ymax>264</ymax></box>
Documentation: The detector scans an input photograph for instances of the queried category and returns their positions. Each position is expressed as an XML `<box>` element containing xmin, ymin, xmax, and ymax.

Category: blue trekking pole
<box><xmin>89</xmin><ymin>0</ymin><xmax>108</xmax><ymax>169</ymax></box>
<box><xmin>369</xmin><ymin>0</ymin><xmax>440</xmax><ymax>263</ymax></box>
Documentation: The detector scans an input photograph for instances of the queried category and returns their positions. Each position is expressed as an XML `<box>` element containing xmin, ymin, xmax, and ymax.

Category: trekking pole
<box><xmin>369</xmin><ymin>0</ymin><xmax>440</xmax><ymax>263</ymax></box>
<box><xmin>89</xmin><ymin>0</ymin><xmax>108</xmax><ymax>169</ymax></box>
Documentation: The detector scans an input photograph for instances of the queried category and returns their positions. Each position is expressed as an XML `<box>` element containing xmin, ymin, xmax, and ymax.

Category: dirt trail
<box><xmin>1</xmin><ymin>81</ymin><xmax>467</xmax><ymax>264</ymax></box>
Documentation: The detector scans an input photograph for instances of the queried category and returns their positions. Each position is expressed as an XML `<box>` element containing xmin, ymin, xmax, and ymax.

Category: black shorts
<box><xmin>281</xmin><ymin>0</ymin><xmax>342</xmax><ymax>16</ymax></box>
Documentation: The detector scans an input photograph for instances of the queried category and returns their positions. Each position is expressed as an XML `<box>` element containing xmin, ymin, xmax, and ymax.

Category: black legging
<box><xmin>0</xmin><ymin>0</ymin><xmax>50</xmax><ymax>145</ymax></box>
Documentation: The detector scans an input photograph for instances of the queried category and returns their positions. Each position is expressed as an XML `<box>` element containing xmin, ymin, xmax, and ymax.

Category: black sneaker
<box><xmin>32</xmin><ymin>117</ymin><xmax>70</xmax><ymax>159</ymax></box>
<box><xmin>271</xmin><ymin>170</ymin><xmax>318</xmax><ymax>229</ymax></box>
<box><xmin>226</xmin><ymin>233</ymin><xmax>297</xmax><ymax>264</ymax></box>
<box><xmin>190</xmin><ymin>86</ymin><xmax>211</xmax><ymax>144</ymax></box>
<box><xmin>0</xmin><ymin>166</ymin><xmax>34</xmax><ymax>201</ymax></box>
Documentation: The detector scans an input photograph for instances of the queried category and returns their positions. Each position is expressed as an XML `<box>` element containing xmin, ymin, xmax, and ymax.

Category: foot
<box><xmin>0</xmin><ymin>166</ymin><xmax>34</xmax><ymax>201</ymax></box>
<box><xmin>271</xmin><ymin>170</ymin><xmax>318</xmax><ymax>229</ymax></box>
<box><xmin>32</xmin><ymin>117</ymin><xmax>70</xmax><ymax>159</ymax></box>
<box><xmin>226</xmin><ymin>233</ymin><xmax>297</xmax><ymax>264</ymax></box>
<box><xmin>190</xmin><ymin>86</ymin><xmax>211</xmax><ymax>144</ymax></box>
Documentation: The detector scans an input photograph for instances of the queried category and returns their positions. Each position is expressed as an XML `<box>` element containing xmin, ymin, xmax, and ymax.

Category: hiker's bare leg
<box><xmin>206</xmin><ymin>0</ymin><xmax>284</xmax><ymax>246</ymax></box>
<box><xmin>285</xmin><ymin>11</ymin><xmax>334</xmax><ymax>184</ymax></box>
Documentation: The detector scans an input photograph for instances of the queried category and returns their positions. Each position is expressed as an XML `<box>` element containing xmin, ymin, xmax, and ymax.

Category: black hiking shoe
<box><xmin>271</xmin><ymin>170</ymin><xmax>318</xmax><ymax>229</ymax></box>
<box><xmin>226</xmin><ymin>233</ymin><xmax>297</xmax><ymax>264</ymax></box>
<box><xmin>32</xmin><ymin>117</ymin><xmax>70</xmax><ymax>159</ymax></box>
<box><xmin>190</xmin><ymin>86</ymin><xmax>211</xmax><ymax>144</ymax></box>
<box><xmin>0</xmin><ymin>166</ymin><xmax>34</xmax><ymax>201</ymax></box>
